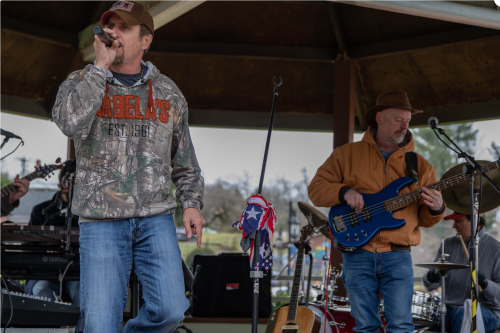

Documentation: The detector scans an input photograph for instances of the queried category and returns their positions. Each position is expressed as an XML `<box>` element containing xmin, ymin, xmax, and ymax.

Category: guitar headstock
<box><xmin>33</xmin><ymin>158</ymin><xmax>64</xmax><ymax>181</ymax></box>
<box><xmin>298</xmin><ymin>220</ymin><xmax>315</xmax><ymax>244</ymax></box>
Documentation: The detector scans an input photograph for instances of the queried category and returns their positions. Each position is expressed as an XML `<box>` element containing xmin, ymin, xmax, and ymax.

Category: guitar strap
<box><xmin>405</xmin><ymin>152</ymin><xmax>419</xmax><ymax>184</ymax></box>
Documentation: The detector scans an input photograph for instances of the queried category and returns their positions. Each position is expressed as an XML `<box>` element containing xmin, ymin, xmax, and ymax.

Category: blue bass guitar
<box><xmin>328</xmin><ymin>159</ymin><xmax>500</xmax><ymax>249</ymax></box>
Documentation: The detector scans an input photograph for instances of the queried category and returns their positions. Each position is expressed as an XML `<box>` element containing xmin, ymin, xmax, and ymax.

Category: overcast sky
<box><xmin>1</xmin><ymin>113</ymin><xmax>499</xmax><ymax>189</ymax></box>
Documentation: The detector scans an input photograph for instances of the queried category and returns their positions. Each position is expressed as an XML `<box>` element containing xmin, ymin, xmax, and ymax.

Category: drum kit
<box><xmin>294</xmin><ymin>161</ymin><xmax>500</xmax><ymax>333</ymax></box>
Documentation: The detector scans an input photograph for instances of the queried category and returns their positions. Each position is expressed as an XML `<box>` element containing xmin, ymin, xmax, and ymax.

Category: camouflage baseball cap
<box><xmin>101</xmin><ymin>1</ymin><xmax>154</xmax><ymax>36</ymax></box>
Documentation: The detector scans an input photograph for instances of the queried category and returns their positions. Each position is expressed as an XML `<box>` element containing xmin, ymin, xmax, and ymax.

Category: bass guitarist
<box><xmin>308</xmin><ymin>90</ymin><xmax>446</xmax><ymax>333</ymax></box>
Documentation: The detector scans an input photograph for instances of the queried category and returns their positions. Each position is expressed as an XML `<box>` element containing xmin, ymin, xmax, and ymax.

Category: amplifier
<box><xmin>1</xmin><ymin>289</ymin><xmax>80</xmax><ymax>328</ymax></box>
<box><xmin>191</xmin><ymin>253</ymin><xmax>271</xmax><ymax>318</ymax></box>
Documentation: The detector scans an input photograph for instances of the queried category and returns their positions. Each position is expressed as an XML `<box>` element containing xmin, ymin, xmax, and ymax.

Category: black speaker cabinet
<box><xmin>191</xmin><ymin>253</ymin><xmax>272</xmax><ymax>318</ymax></box>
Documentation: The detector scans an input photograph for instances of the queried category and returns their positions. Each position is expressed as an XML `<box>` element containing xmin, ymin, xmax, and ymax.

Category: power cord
<box><xmin>0</xmin><ymin>140</ymin><xmax>24</xmax><ymax>161</ymax></box>
<box><xmin>1</xmin><ymin>276</ymin><xmax>14</xmax><ymax>333</ymax></box>
<box><xmin>432</xmin><ymin>129</ymin><xmax>460</xmax><ymax>155</ymax></box>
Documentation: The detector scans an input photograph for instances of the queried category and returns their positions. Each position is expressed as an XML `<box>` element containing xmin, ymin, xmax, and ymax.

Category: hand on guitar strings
<box><xmin>8</xmin><ymin>175</ymin><xmax>29</xmax><ymax>204</ymax></box>
<box><xmin>421</xmin><ymin>187</ymin><xmax>444</xmax><ymax>211</ymax></box>
<box><xmin>345</xmin><ymin>190</ymin><xmax>364</xmax><ymax>213</ymax></box>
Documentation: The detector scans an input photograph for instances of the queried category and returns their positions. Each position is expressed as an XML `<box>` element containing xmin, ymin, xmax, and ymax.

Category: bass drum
<box><xmin>313</xmin><ymin>302</ymin><xmax>387</xmax><ymax>333</ymax></box>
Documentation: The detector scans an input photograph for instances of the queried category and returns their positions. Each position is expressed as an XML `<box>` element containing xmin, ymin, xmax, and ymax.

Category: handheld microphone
<box><xmin>1</xmin><ymin>129</ymin><xmax>23</xmax><ymax>140</ymax></box>
<box><xmin>94</xmin><ymin>27</ymin><xmax>116</xmax><ymax>47</ymax></box>
<box><xmin>428</xmin><ymin>117</ymin><xmax>438</xmax><ymax>130</ymax></box>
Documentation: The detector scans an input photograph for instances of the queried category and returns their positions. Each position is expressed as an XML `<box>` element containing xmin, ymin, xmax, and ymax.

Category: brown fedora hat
<box><xmin>365</xmin><ymin>91</ymin><xmax>423</xmax><ymax>127</ymax></box>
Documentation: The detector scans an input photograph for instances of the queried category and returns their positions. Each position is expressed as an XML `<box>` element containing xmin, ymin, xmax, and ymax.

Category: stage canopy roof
<box><xmin>2</xmin><ymin>1</ymin><xmax>500</xmax><ymax>132</ymax></box>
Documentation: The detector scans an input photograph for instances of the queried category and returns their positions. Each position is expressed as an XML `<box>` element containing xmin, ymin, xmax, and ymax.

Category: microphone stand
<box><xmin>0</xmin><ymin>136</ymin><xmax>11</xmax><ymax>150</ymax></box>
<box><xmin>64</xmin><ymin>174</ymin><xmax>76</xmax><ymax>255</ymax></box>
<box><xmin>433</xmin><ymin>126</ymin><xmax>500</xmax><ymax>333</ymax></box>
<box><xmin>249</xmin><ymin>76</ymin><xmax>282</xmax><ymax>333</ymax></box>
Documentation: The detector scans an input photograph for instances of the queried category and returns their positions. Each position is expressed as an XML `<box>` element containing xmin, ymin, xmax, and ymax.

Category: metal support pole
<box><xmin>440</xmin><ymin>272</ymin><xmax>447</xmax><ymax>333</ymax></box>
<box><xmin>0</xmin><ymin>137</ymin><xmax>10</xmax><ymax>150</ymax></box>
<box><xmin>250</xmin><ymin>77</ymin><xmax>282</xmax><ymax>333</ymax></box>
<box><xmin>468</xmin><ymin>173</ymin><xmax>477</xmax><ymax>333</ymax></box>
<box><xmin>305</xmin><ymin>253</ymin><xmax>313</xmax><ymax>305</ymax></box>
<box><xmin>250</xmin><ymin>230</ymin><xmax>262</xmax><ymax>333</ymax></box>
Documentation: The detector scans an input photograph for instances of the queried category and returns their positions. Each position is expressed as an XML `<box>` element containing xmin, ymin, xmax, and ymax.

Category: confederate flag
<box><xmin>233</xmin><ymin>195</ymin><xmax>277</xmax><ymax>272</ymax></box>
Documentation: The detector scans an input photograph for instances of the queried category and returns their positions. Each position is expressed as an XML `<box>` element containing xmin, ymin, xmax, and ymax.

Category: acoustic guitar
<box><xmin>266</xmin><ymin>221</ymin><xmax>320</xmax><ymax>333</ymax></box>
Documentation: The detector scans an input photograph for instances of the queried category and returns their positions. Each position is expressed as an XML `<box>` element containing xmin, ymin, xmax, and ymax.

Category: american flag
<box><xmin>111</xmin><ymin>1</ymin><xmax>134</xmax><ymax>12</ymax></box>
<box><xmin>233</xmin><ymin>195</ymin><xmax>277</xmax><ymax>272</ymax></box>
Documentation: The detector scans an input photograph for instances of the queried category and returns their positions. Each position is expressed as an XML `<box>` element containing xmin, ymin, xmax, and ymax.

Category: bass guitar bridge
<box><xmin>332</xmin><ymin>215</ymin><xmax>346</xmax><ymax>233</ymax></box>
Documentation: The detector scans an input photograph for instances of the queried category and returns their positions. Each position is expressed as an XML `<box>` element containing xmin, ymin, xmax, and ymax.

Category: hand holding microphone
<box><xmin>93</xmin><ymin>27</ymin><xmax>120</xmax><ymax>71</ymax></box>
<box><xmin>94</xmin><ymin>27</ymin><xmax>116</xmax><ymax>47</ymax></box>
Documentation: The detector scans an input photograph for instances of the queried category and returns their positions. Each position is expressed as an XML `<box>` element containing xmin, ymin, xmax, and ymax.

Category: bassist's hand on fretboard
<box><xmin>420</xmin><ymin>187</ymin><xmax>444</xmax><ymax>211</ymax></box>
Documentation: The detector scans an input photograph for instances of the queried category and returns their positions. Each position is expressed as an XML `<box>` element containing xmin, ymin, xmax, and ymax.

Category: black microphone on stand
<box><xmin>428</xmin><ymin>117</ymin><xmax>438</xmax><ymax>130</ymax></box>
<box><xmin>1</xmin><ymin>129</ymin><xmax>23</xmax><ymax>140</ymax></box>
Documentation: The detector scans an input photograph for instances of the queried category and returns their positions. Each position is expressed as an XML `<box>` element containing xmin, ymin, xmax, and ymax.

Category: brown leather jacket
<box><xmin>308</xmin><ymin>128</ymin><xmax>445</xmax><ymax>253</ymax></box>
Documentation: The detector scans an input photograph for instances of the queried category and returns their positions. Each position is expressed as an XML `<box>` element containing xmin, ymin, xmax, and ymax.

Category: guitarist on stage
<box><xmin>308</xmin><ymin>90</ymin><xmax>446</xmax><ymax>332</ymax></box>
<box><xmin>24</xmin><ymin>160</ymin><xmax>83</xmax><ymax>332</ymax></box>
<box><xmin>1</xmin><ymin>174</ymin><xmax>30</xmax><ymax>217</ymax></box>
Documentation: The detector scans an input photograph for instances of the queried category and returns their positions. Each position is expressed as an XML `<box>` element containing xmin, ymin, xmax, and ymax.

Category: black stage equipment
<box><xmin>191</xmin><ymin>253</ymin><xmax>272</xmax><ymax>318</ymax></box>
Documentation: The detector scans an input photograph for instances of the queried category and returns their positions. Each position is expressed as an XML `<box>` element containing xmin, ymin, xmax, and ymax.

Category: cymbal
<box><xmin>415</xmin><ymin>261</ymin><xmax>469</xmax><ymax>271</ymax></box>
<box><xmin>297</xmin><ymin>201</ymin><xmax>331</xmax><ymax>239</ymax></box>
<box><xmin>441</xmin><ymin>160</ymin><xmax>500</xmax><ymax>213</ymax></box>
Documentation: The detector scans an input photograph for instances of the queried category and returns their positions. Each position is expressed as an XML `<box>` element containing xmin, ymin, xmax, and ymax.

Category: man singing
<box><xmin>53</xmin><ymin>2</ymin><xmax>205</xmax><ymax>332</ymax></box>
<box><xmin>309</xmin><ymin>91</ymin><xmax>446</xmax><ymax>332</ymax></box>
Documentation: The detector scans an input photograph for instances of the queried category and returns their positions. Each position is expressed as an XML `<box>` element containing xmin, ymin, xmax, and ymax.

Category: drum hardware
<box><xmin>298</xmin><ymin>201</ymin><xmax>331</xmax><ymax>239</ymax></box>
<box><xmin>314</xmin><ymin>267</ymin><xmax>343</xmax><ymax>303</ymax></box>
<box><xmin>415</xmin><ymin>242</ymin><xmax>469</xmax><ymax>333</ymax></box>
<box><xmin>409</xmin><ymin>291</ymin><xmax>440</xmax><ymax>326</ymax></box>
<box><xmin>440</xmin><ymin>160</ymin><xmax>500</xmax><ymax>214</ymax></box>
<box><xmin>328</xmin><ymin>321</ymin><xmax>346</xmax><ymax>328</ymax></box>
<box><xmin>434</xmin><ymin>120</ymin><xmax>500</xmax><ymax>333</ymax></box>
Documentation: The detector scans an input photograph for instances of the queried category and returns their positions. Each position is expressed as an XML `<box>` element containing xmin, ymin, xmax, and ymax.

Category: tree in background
<box><xmin>1</xmin><ymin>171</ymin><xmax>13</xmax><ymax>188</ymax></box>
<box><xmin>488</xmin><ymin>142</ymin><xmax>500</xmax><ymax>160</ymax></box>
<box><xmin>294</xmin><ymin>168</ymin><xmax>311</xmax><ymax>204</ymax></box>
<box><xmin>203</xmin><ymin>179</ymin><xmax>247</xmax><ymax>232</ymax></box>
<box><xmin>412</xmin><ymin>124</ymin><xmax>478</xmax><ymax>179</ymax></box>
<box><xmin>1</xmin><ymin>161</ymin><xmax>14</xmax><ymax>188</ymax></box>
<box><xmin>198</xmin><ymin>170</ymin><xmax>314</xmax><ymax>233</ymax></box>
<box><xmin>412</xmin><ymin>124</ymin><xmax>478</xmax><ymax>239</ymax></box>
<box><xmin>259</xmin><ymin>177</ymin><xmax>294</xmax><ymax>223</ymax></box>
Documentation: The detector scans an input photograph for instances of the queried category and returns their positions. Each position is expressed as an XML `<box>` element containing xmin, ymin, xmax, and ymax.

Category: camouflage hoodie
<box><xmin>53</xmin><ymin>61</ymin><xmax>204</xmax><ymax>220</ymax></box>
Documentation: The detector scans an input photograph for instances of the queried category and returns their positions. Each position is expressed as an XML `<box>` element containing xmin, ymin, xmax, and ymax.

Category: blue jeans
<box><xmin>445</xmin><ymin>305</ymin><xmax>500</xmax><ymax>333</ymax></box>
<box><xmin>342</xmin><ymin>249</ymin><xmax>414</xmax><ymax>333</ymax></box>
<box><xmin>79</xmin><ymin>214</ymin><xmax>189</xmax><ymax>333</ymax></box>
<box><xmin>33</xmin><ymin>280</ymin><xmax>84</xmax><ymax>331</ymax></box>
